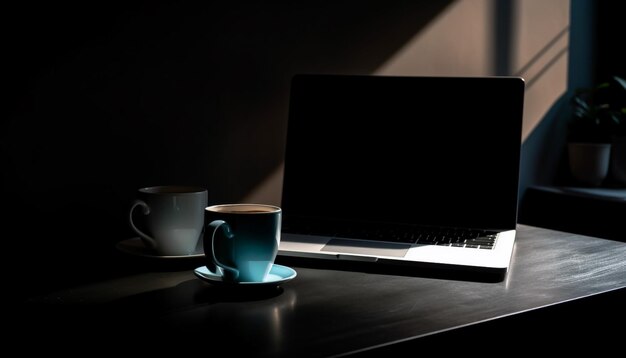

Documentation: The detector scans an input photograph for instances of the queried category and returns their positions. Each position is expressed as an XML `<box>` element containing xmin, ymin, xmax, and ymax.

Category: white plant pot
<box><xmin>568</xmin><ymin>142</ymin><xmax>611</xmax><ymax>187</ymax></box>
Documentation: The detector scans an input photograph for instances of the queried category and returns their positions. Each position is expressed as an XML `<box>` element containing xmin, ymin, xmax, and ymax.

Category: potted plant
<box><xmin>567</xmin><ymin>76</ymin><xmax>626</xmax><ymax>186</ymax></box>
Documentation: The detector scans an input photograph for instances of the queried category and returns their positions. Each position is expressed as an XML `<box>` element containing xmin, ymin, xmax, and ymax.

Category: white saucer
<box><xmin>194</xmin><ymin>264</ymin><xmax>297</xmax><ymax>286</ymax></box>
<box><xmin>115</xmin><ymin>237</ymin><xmax>204</xmax><ymax>259</ymax></box>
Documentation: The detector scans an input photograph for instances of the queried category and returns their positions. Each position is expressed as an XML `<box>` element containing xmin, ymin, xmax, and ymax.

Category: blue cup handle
<box><xmin>207</xmin><ymin>220</ymin><xmax>239</xmax><ymax>280</ymax></box>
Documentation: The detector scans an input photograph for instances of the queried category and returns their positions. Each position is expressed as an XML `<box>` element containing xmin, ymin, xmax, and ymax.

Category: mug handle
<box><xmin>128</xmin><ymin>199</ymin><xmax>157</xmax><ymax>250</ymax></box>
<box><xmin>207</xmin><ymin>220</ymin><xmax>239</xmax><ymax>280</ymax></box>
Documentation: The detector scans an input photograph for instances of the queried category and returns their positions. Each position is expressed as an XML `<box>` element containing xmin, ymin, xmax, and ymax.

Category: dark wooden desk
<box><xmin>18</xmin><ymin>225</ymin><xmax>626</xmax><ymax>356</ymax></box>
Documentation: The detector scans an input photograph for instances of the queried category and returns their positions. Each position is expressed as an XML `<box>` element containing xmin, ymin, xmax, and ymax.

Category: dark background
<box><xmin>4</xmin><ymin>1</ymin><xmax>455</xmax><ymax>299</ymax></box>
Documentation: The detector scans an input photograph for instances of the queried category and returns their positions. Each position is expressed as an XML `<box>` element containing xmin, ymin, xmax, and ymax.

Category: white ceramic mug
<box><xmin>129</xmin><ymin>186</ymin><xmax>208</xmax><ymax>256</ymax></box>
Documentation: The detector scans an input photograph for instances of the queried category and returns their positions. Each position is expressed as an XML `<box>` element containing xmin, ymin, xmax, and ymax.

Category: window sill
<box><xmin>519</xmin><ymin>185</ymin><xmax>626</xmax><ymax>242</ymax></box>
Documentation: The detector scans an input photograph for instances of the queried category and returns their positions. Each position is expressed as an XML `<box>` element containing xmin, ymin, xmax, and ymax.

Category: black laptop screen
<box><xmin>281</xmin><ymin>74</ymin><xmax>524</xmax><ymax>231</ymax></box>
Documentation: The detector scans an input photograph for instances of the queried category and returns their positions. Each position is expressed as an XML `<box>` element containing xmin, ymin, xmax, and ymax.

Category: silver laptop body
<box><xmin>279</xmin><ymin>74</ymin><xmax>525</xmax><ymax>277</ymax></box>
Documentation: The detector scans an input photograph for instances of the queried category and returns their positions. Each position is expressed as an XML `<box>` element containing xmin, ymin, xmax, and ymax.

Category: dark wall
<box><xmin>4</xmin><ymin>1</ymin><xmax>453</xmax><ymax>298</ymax></box>
<box><xmin>595</xmin><ymin>1</ymin><xmax>626</xmax><ymax>83</ymax></box>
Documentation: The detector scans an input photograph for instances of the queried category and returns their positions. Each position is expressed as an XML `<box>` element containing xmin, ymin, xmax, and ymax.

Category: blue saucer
<box><xmin>194</xmin><ymin>264</ymin><xmax>297</xmax><ymax>286</ymax></box>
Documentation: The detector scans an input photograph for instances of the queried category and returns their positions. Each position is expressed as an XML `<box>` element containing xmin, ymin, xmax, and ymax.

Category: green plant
<box><xmin>568</xmin><ymin>75</ymin><xmax>626</xmax><ymax>143</ymax></box>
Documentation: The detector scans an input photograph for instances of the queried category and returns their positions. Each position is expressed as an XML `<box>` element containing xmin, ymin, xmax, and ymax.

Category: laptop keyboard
<box><xmin>282</xmin><ymin>221</ymin><xmax>497</xmax><ymax>250</ymax></box>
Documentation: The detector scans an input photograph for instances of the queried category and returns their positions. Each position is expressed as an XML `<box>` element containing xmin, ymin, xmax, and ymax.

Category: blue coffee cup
<box><xmin>204</xmin><ymin>204</ymin><xmax>281</xmax><ymax>283</ymax></box>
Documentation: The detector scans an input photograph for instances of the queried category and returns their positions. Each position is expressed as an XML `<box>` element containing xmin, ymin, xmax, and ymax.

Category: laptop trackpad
<box><xmin>321</xmin><ymin>239</ymin><xmax>410</xmax><ymax>257</ymax></box>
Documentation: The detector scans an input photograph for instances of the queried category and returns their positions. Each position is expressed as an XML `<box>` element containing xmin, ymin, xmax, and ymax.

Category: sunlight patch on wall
<box><xmin>513</xmin><ymin>0</ymin><xmax>569</xmax><ymax>141</ymax></box>
<box><xmin>242</xmin><ymin>162</ymin><xmax>284</xmax><ymax>206</ymax></box>
<box><xmin>375</xmin><ymin>0</ymin><xmax>494</xmax><ymax>76</ymax></box>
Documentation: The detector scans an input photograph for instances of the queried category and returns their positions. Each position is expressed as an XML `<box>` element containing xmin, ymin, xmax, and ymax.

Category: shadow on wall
<box><xmin>3</xmin><ymin>1</ymin><xmax>453</xmax><ymax>295</ymax></box>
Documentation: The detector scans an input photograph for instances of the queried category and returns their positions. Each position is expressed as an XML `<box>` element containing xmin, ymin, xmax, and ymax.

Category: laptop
<box><xmin>278</xmin><ymin>74</ymin><xmax>525</xmax><ymax>279</ymax></box>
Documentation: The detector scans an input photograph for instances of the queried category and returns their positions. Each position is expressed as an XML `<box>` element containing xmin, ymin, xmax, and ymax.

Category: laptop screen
<box><xmin>282</xmin><ymin>74</ymin><xmax>524</xmax><ymax>232</ymax></box>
